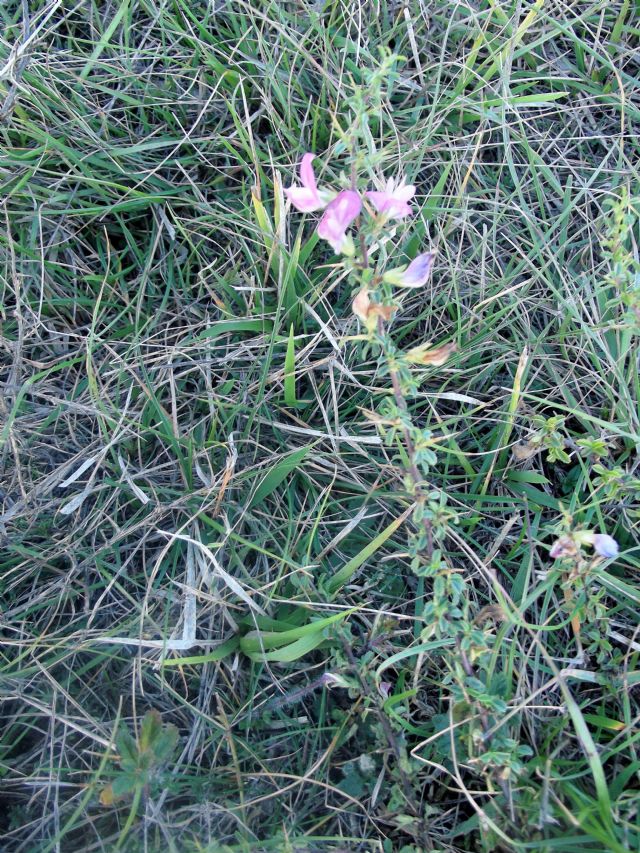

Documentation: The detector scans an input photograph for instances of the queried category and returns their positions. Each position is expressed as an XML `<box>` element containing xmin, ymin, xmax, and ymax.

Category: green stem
<box><xmin>378</xmin><ymin>317</ymin><xmax>434</xmax><ymax>559</ymax></box>
<box><xmin>118</xmin><ymin>783</ymin><xmax>142</xmax><ymax>849</ymax></box>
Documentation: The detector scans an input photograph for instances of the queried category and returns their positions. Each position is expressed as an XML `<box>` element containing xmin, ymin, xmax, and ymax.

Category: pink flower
<box><xmin>366</xmin><ymin>179</ymin><xmax>416</xmax><ymax>220</ymax></box>
<box><xmin>317</xmin><ymin>190</ymin><xmax>362</xmax><ymax>254</ymax></box>
<box><xmin>285</xmin><ymin>153</ymin><xmax>328</xmax><ymax>212</ymax></box>
<box><xmin>577</xmin><ymin>530</ymin><xmax>620</xmax><ymax>558</ymax></box>
<box><xmin>383</xmin><ymin>251</ymin><xmax>436</xmax><ymax>288</ymax></box>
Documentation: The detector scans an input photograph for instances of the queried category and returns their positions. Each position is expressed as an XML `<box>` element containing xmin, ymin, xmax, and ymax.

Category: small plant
<box><xmin>549</xmin><ymin>525</ymin><xmax>620</xmax><ymax>663</ymax></box>
<box><xmin>100</xmin><ymin>710</ymin><xmax>178</xmax><ymax>847</ymax></box>
<box><xmin>601</xmin><ymin>187</ymin><xmax>640</xmax><ymax>328</ymax></box>
<box><xmin>513</xmin><ymin>414</ymin><xmax>571</xmax><ymax>463</ymax></box>
<box><xmin>282</xmin><ymin>53</ymin><xmax>528</xmax><ymax>845</ymax></box>
<box><xmin>593</xmin><ymin>463</ymin><xmax>640</xmax><ymax>516</ymax></box>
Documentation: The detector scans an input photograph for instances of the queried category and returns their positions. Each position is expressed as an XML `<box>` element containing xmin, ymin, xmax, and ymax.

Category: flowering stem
<box><xmin>375</xmin><ymin>320</ymin><xmax>508</xmax><ymax>795</ymax></box>
<box><xmin>354</xmin><ymin>218</ymin><xmax>433</xmax><ymax>556</ymax></box>
<box><xmin>377</xmin><ymin>315</ymin><xmax>434</xmax><ymax>560</ymax></box>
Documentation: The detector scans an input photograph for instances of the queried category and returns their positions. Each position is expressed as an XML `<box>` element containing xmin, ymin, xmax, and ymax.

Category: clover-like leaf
<box><xmin>115</xmin><ymin>731</ymin><xmax>139</xmax><ymax>772</ymax></box>
<box><xmin>139</xmin><ymin>709</ymin><xmax>162</xmax><ymax>753</ymax></box>
<box><xmin>152</xmin><ymin>725</ymin><xmax>179</xmax><ymax>763</ymax></box>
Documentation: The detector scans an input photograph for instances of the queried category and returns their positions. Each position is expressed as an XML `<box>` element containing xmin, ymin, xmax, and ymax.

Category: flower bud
<box><xmin>352</xmin><ymin>288</ymin><xmax>396</xmax><ymax>332</ymax></box>
<box><xmin>592</xmin><ymin>533</ymin><xmax>619</xmax><ymax>558</ymax></box>
<box><xmin>383</xmin><ymin>251</ymin><xmax>436</xmax><ymax>288</ymax></box>
<box><xmin>405</xmin><ymin>341</ymin><xmax>456</xmax><ymax>367</ymax></box>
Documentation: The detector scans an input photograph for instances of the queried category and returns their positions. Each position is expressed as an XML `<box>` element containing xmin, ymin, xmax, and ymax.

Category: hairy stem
<box><xmin>378</xmin><ymin>315</ymin><xmax>434</xmax><ymax>559</ymax></box>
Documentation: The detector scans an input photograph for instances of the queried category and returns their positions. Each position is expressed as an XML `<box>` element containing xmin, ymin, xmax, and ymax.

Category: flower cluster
<box><xmin>285</xmin><ymin>153</ymin><xmax>433</xmax><ymax>286</ymax></box>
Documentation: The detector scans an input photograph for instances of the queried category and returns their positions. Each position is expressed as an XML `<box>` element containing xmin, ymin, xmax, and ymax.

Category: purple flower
<box><xmin>366</xmin><ymin>179</ymin><xmax>416</xmax><ymax>220</ymax></box>
<box><xmin>285</xmin><ymin>153</ymin><xmax>328</xmax><ymax>212</ymax></box>
<box><xmin>383</xmin><ymin>251</ymin><xmax>436</xmax><ymax>288</ymax></box>
<box><xmin>378</xmin><ymin>681</ymin><xmax>393</xmax><ymax>699</ymax></box>
<box><xmin>317</xmin><ymin>190</ymin><xmax>362</xmax><ymax>254</ymax></box>
<box><xmin>592</xmin><ymin>533</ymin><xmax>619</xmax><ymax>559</ymax></box>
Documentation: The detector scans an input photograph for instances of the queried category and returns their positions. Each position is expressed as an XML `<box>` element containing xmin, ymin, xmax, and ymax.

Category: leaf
<box><xmin>284</xmin><ymin>324</ymin><xmax>297</xmax><ymax>406</ymax></box>
<box><xmin>99</xmin><ymin>784</ymin><xmax>116</xmax><ymax>807</ymax></box>
<box><xmin>80</xmin><ymin>0</ymin><xmax>131</xmax><ymax>81</ymax></box>
<box><xmin>251</xmin><ymin>186</ymin><xmax>273</xmax><ymax>250</ymax></box>
<box><xmin>248</xmin><ymin>446</ymin><xmax>310</xmax><ymax>509</ymax></box>
<box><xmin>325</xmin><ymin>509</ymin><xmax>411</xmax><ymax>595</ymax></box>
<box><xmin>242</xmin><ymin>630</ymin><xmax>328</xmax><ymax>663</ymax></box>
<box><xmin>511</xmin><ymin>442</ymin><xmax>539</xmax><ymax>462</ymax></box>
<box><xmin>58</xmin><ymin>455</ymin><xmax>100</xmax><ymax>488</ymax></box>
<box><xmin>139</xmin><ymin>710</ymin><xmax>162</xmax><ymax>752</ymax></box>
<box><xmin>375</xmin><ymin>638</ymin><xmax>456</xmax><ymax>678</ymax></box>
<box><xmin>59</xmin><ymin>488</ymin><xmax>95</xmax><ymax>515</ymax></box>
<box><xmin>160</xmin><ymin>636</ymin><xmax>240</xmax><ymax>667</ymax></box>
<box><xmin>507</xmin><ymin>482</ymin><xmax>560</xmax><ymax>510</ymax></box>
<box><xmin>152</xmin><ymin>726</ymin><xmax>179</xmax><ymax>762</ymax></box>
<box><xmin>422</xmin><ymin>160</ymin><xmax>452</xmax><ymax>222</ymax></box>
<box><xmin>193</xmin><ymin>318</ymin><xmax>273</xmax><ymax>342</ymax></box>
<box><xmin>240</xmin><ymin>607</ymin><xmax>357</xmax><ymax>654</ymax></box>
<box><xmin>338</xmin><ymin>769</ymin><xmax>366</xmax><ymax>798</ymax></box>
<box><xmin>583</xmin><ymin>713</ymin><xmax>625</xmax><ymax>732</ymax></box>
<box><xmin>111</xmin><ymin>772</ymin><xmax>139</xmax><ymax>798</ymax></box>
<box><xmin>506</xmin><ymin>470</ymin><xmax>550</xmax><ymax>485</ymax></box>
<box><xmin>115</xmin><ymin>731</ymin><xmax>138</xmax><ymax>770</ymax></box>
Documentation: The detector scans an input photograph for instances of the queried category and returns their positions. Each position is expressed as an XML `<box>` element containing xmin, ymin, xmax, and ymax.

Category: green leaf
<box><xmin>152</xmin><ymin>726</ymin><xmax>179</xmax><ymax>762</ymax></box>
<box><xmin>240</xmin><ymin>607</ymin><xmax>357</xmax><ymax>655</ymax></box>
<box><xmin>506</xmin><ymin>470</ymin><xmax>550</xmax><ymax>485</ymax></box>
<box><xmin>326</xmin><ymin>509</ymin><xmax>410</xmax><ymax>595</ymax></box>
<box><xmin>139</xmin><ymin>710</ymin><xmax>162</xmax><ymax>752</ymax></box>
<box><xmin>284</xmin><ymin>324</ymin><xmax>297</xmax><ymax>406</ymax></box>
<box><xmin>506</xmin><ymin>482</ymin><xmax>561</xmax><ymax>510</ymax></box>
<box><xmin>111</xmin><ymin>772</ymin><xmax>138</xmax><ymax>798</ymax></box>
<box><xmin>115</xmin><ymin>731</ymin><xmax>138</xmax><ymax>770</ymax></box>
<box><xmin>422</xmin><ymin>160</ymin><xmax>452</xmax><ymax>222</ymax></box>
<box><xmin>242</xmin><ymin>630</ymin><xmax>328</xmax><ymax>663</ymax></box>
<box><xmin>338</xmin><ymin>769</ymin><xmax>366</xmax><ymax>798</ymax></box>
<box><xmin>80</xmin><ymin>0</ymin><xmax>131</xmax><ymax>81</ymax></box>
<box><xmin>191</xmin><ymin>318</ymin><xmax>273</xmax><ymax>343</ymax></box>
<box><xmin>248</xmin><ymin>446</ymin><xmax>311</xmax><ymax>509</ymax></box>
<box><xmin>160</xmin><ymin>636</ymin><xmax>240</xmax><ymax>667</ymax></box>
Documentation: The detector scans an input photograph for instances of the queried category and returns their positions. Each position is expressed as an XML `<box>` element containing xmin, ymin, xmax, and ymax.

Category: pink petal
<box><xmin>299</xmin><ymin>153</ymin><xmax>317</xmax><ymax>193</ymax></box>
<box><xmin>317</xmin><ymin>190</ymin><xmax>361</xmax><ymax>252</ymax></box>
<box><xmin>592</xmin><ymin>533</ymin><xmax>619</xmax><ymax>558</ymax></box>
<box><xmin>395</xmin><ymin>183</ymin><xmax>416</xmax><ymax>202</ymax></box>
<box><xmin>333</xmin><ymin>190</ymin><xmax>362</xmax><ymax>225</ymax></box>
<box><xmin>284</xmin><ymin>153</ymin><xmax>326</xmax><ymax>212</ymax></box>
<box><xmin>366</xmin><ymin>189</ymin><xmax>413</xmax><ymax>220</ymax></box>
<box><xmin>385</xmin><ymin>199</ymin><xmax>413</xmax><ymax>219</ymax></box>
<box><xmin>365</xmin><ymin>191</ymin><xmax>392</xmax><ymax>214</ymax></box>
<box><xmin>378</xmin><ymin>681</ymin><xmax>393</xmax><ymax>699</ymax></box>
<box><xmin>285</xmin><ymin>186</ymin><xmax>324</xmax><ymax>213</ymax></box>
